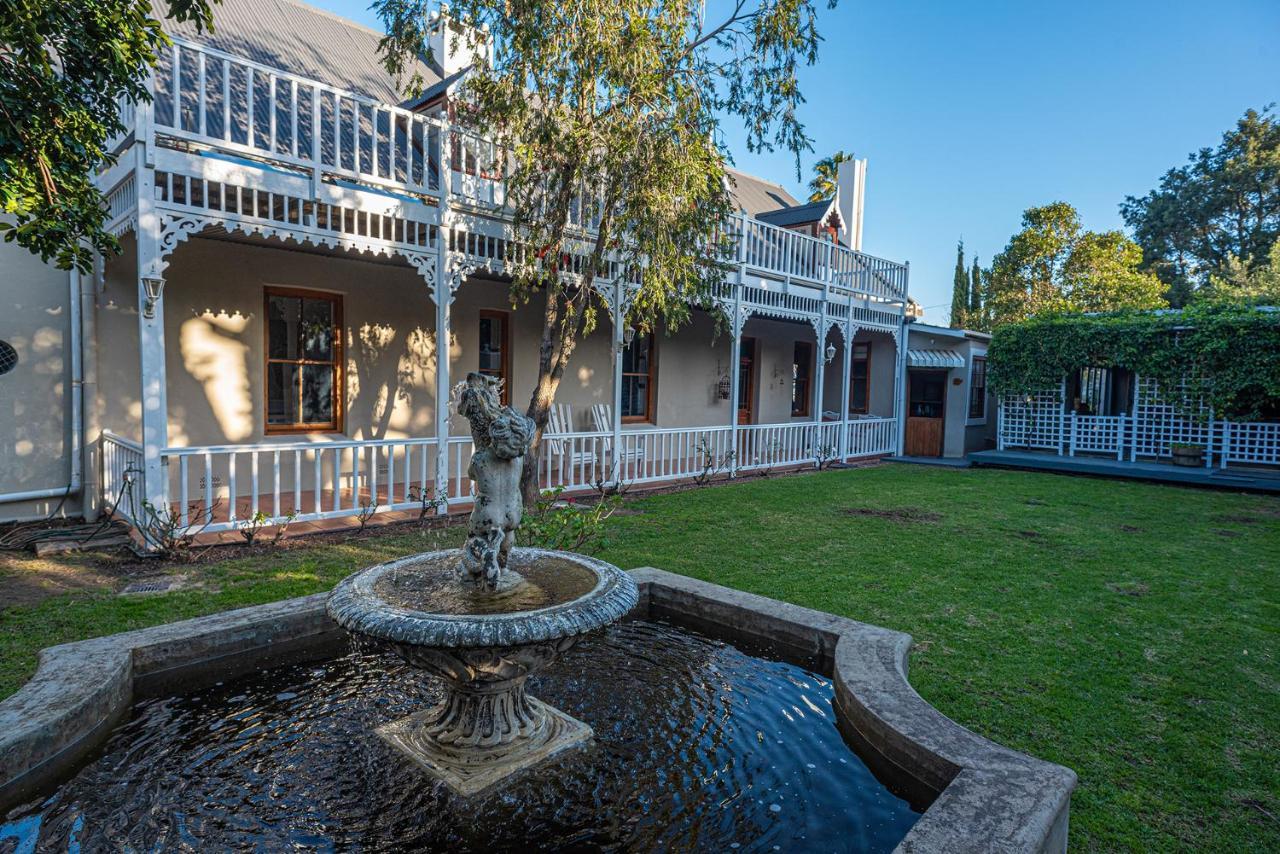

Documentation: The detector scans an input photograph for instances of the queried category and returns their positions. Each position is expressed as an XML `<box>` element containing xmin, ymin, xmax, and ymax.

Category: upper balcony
<box><xmin>102</xmin><ymin>37</ymin><xmax>908</xmax><ymax>325</ymax></box>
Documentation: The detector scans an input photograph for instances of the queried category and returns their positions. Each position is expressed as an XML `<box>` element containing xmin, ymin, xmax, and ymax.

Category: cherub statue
<box><xmin>455</xmin><ymin>372</ymin><xmax>535</xmax><ymax>589</ymax></box>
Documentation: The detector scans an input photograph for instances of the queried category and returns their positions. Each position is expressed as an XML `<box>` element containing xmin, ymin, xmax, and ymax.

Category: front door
<box><xmin>737</xmin><ymin>337</ymin><xmax>757</xmax><ymax>425</ymax></box>
<box><xmin>905</xmin><ymin>370</ymin><xmax>946</xmax><ymax>457</ymax></box>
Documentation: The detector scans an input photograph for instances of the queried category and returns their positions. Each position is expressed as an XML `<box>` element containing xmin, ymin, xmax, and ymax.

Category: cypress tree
<box><xmin>950</xmin><ymin>240</ymin><xmax>968</xmax><ymax>328</ymax></box>
<box><xmin>969</xmin><ymin>256</ymin><xmax>984</xmax><ymax>330</ymax></box>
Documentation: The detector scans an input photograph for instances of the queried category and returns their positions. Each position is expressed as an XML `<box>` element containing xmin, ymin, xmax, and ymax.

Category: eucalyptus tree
<box><xmin>1122</xmin><ymin>106</ymin><xmax>1280</xmax><ymax>306</ymax></box>
<box><xmin>0</xmin><ymin>0</ymin><xmax>217</xmax><ymax>273</ymax></box>
<box><xmin>376</xmin><ymin>0</ymin><xmax>834</xmax><ymax>503</ymax></box>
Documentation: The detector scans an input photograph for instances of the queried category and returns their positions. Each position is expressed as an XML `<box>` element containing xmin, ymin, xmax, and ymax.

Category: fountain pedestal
<box><xmin>327</xmin><ymin>548</ymin><xmax>637</xmax><ymax>797</ymax></box>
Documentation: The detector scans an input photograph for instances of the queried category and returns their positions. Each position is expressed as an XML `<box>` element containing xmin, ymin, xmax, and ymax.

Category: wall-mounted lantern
<box><xmin>717</xmin><ymin>373</ymin><xmax>732</xmax><ymax>400</ymax></box>
<box><xmin>141</xmin><ymin>276</ymin><xmax>165</xmax><ymax>319</ymax></box>
<box><xmin>824</xmin><ymin>342</ymin><xmax>837</xmax><ymax>364</ymax></box>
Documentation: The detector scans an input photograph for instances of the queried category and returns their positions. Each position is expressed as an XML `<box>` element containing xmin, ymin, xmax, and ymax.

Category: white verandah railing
<box><xmin>146</xmin><ymin>418</ymin><xmax>897</xmax><ymax>535</ymax></box>
<box><xmin>136</xmin><ymin>37</ymin><xmax>909</xmax><ymax>307</ymax></box>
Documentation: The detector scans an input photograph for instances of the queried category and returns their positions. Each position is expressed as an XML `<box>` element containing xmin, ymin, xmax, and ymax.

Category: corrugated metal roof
<box><xmin>908</xmin><ymin>349</ymin><xmax>966</xmax><ymax>369</ymax></box>
<box><xmin>156</xmin><ymin>0</ymin><xmax>438</xmax><ymax>103</ymax></box>
<box><xmin>725</xmin><ymin>167</ymin><xmax>802</xmax><ymax>216</ymax></box>
<box><xmin>756</xmin><ymin>197</ymin><xmax>837</xmax><ymax>227</ymax></box>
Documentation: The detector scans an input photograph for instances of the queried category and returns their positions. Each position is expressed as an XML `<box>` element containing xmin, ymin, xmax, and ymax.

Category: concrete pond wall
<box><xmin>0</xmin><ymin>568</ymin><xmax>1076</xmax><ymax>852</ymax></box>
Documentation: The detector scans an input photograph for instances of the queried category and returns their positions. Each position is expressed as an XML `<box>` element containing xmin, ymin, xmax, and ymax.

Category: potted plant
<box><xmin>1170</xmin><ymin>442</ymin><xmax>1205</xmax><ymax>467</ymax></box>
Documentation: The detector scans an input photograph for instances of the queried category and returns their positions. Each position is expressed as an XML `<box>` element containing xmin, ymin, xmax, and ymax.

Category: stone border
<box><xmin>0</xmin><ymin>570</ymin><xmax>1075</xmax><ymax>853</ymax></box>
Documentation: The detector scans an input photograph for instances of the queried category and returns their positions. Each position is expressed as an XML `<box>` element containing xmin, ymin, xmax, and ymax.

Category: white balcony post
<box><xmin>134</xmin><ymin>129</ymin><xmax>170</xmax><ymax>540</ymax></box>
<box><xmin>894</xmin><ymin>318</ymin><xmax>909</xmax><ymax>456</ymax></box>
<box><xmin>728</xmin><ymin>275</ymin><xmax>744</xmax><ymax>477</ymax></box>
<box><xmin>838</xmin><ymin>322</ymin><xmax>853</xmax><ymax>460</ymax></box>
<box><xmin>611</xmin><ymin>281</ymin><xmax>625</xmax><ymax>485</ymax></box>
<box><xmin>811</xmin><ymin>315</ymin><xmax>826</xmax><ymax>468</ymax></box>
<box><xmin>433</xmin><ymin>126</ymin><xmax>453</xmax><ymax>513</ymax></box>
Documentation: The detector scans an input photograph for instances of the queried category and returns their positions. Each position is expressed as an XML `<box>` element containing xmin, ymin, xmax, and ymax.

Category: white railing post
<box><xmin>838</xmin><ymin>321</ymin><xmax>853</xmax><ymax>460</ymax></box>
<box><xmin>1068</xmin><ymin>412</ymin><xmax>1077</xmax><ymax>457</ymax></box>
<box><xmin>433</xmin><ymin>123</ymin><xmax>453</xmax><ymax>513</ymax></box>
<box><xmin>1220</xmin><ymin>420</ymin><xmax>1230</xmax><ymax>469</ymax></box>
<box><xmin>997</xmin><ymin>399</ymin><xmax>1005</xmax><ymax>451</ymax></box>
<box><xmin>728</xmin><ymin>272</ymin><xmax>744</xmax><ymax>477</ymax></box>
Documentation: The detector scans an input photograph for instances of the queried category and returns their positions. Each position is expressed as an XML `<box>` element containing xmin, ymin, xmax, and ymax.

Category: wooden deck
<box><xmin>970</xmin><ymin>450</ymin><xmax>1280</xmax><ymax>494</ymax></box>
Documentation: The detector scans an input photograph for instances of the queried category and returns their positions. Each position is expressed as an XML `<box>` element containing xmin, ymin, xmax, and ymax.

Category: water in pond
<box><xmin>3</xmin><ymin>621</ymin><xmax>919</xmax><ymax>852</ymax></box>
<box><xmin>370</xmin><ymin>550</ymin><xmax>599</xmax><ymax>615</ymax></box>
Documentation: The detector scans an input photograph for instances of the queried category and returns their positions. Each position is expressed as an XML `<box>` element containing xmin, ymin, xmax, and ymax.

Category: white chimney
<box><xmin>429</xmin><ymin>5</ymin><xmax>489</xmax><ymax>77</ymax></box>
<box><xmin>836</xmin><ymin>157</ymin><xmax>867</xmax><ymax>251</ymax></box>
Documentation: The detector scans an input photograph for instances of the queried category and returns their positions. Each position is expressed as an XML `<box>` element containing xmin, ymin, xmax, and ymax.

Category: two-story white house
<box><xmin>0</xmin><ymin>0</ymin><xmax>912</xmax><ymax>537</ymax></box>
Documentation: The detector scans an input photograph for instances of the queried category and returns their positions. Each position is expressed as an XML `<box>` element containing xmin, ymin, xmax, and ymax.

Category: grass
<box><xmin>2</xmin><ymin>465</ymin><xmax>1278</xmax><ymax>851</ymax></box>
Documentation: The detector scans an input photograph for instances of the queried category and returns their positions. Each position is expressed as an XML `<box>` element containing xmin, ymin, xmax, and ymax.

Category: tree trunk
<box><xmin>520</xmin><ymin>287</ymin><xmax>588</xmax><ymax>506</ymax></box>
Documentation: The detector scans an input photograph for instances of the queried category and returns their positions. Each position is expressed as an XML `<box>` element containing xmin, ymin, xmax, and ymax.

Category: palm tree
<box><xmin>808</xmin><ymin>151</ymin><xmax>854</xmax><ymax>202</ymax></box>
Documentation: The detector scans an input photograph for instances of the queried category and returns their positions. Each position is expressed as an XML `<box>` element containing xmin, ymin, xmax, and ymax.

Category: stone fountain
<box><xmin>327</xmin><ymin>373</ymin><xmax>638</xmax><ymax>796</ymax></box>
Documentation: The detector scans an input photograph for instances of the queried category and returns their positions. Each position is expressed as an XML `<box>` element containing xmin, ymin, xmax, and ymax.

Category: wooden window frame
<box><xmin>621</xmin><ymin>330</ymin><xmax>658</xmax><ymax>424</ymax></box>
<box><xmin>478</xmin><ymin>309</ymin><xmax>511</xmax><ymax>405</ymax></box>
<box><xmin>849</xmin><ymin>341</ymin><xmax>871</xmax><ymax>415</ymax></box>
<box><xmin>792</xmin><ymin>340</ymin><xmax>814</xmax><ymax>418</ymax></box>
<box><xmin>264</xmin><ymin>286</ymin><xmax>344</xmax><ymax>435</ymax></box>
<box><xmin>968</xmin><ymin>356</ymin><xmax>987</xmax><ymax>421</ymax></box>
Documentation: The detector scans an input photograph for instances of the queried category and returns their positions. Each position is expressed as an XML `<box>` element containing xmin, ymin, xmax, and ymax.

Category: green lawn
<box><xmin>2</xmin><ymin>465</ymin><xmax>1277</xmax><ymax>851</ymax></box>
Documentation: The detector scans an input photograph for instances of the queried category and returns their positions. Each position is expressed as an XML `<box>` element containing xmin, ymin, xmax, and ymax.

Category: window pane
<box><xmin>300</xmin><ymin>298</ymin><xmax>334</xmax><ymax>361</ymax></box>
<box><xmin>621</xmin><ymin>333</ymin><xmax>650</xmax><ymax>373</ymax></box>
<box><xmin>268</xmin><ymin>296</ymin><xmax>300</xmax><ymax>359</ymax></box>
<box><xmin>621</xmin><ymin>375</ymin><xmax>648</xmax><ymax>419</ymax></box>
<box><xmin>301</xmin><ymin>365</ymin><xmax>334</xmax><ymax>423</ymax></box>
<box><xmin>851</xmin><ymin>378</ymin><xmax>868</xmax><ymax>412</ymax></box>
<box><xmin>479</xmin><ymin>316</ymin><xmax>503</xmax><ymax>374</ymax></box>
<box><xmin>267</xmin><ymin>363</ymin><xmax>298</xmax><ymax>425</ymax></box>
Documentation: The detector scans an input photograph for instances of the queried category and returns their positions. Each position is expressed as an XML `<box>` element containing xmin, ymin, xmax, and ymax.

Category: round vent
<box><xmin>0</xmin><ymin>341</ymin><xmax>16</xmax><ymax>376</ymax></box>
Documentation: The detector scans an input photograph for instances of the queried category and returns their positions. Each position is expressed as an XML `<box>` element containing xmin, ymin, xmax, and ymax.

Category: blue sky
<box><xmin>311</xmin><ymin>0</ymin><xmax>1279</xmax><ymax>324</ymax></box>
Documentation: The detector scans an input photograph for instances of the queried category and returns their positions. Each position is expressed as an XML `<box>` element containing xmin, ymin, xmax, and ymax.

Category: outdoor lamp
<box><xmin>141</xmin><ymin>276</ymin><xmax>165</xmax><ymax>319</ymax></box>
<box><xmin>717</xmin><ymin>373</ymin><xmax>731</xmax><ymax>400</ymax></box>
<box><xmin>825</xmin><ymin>342</ymin><xmax>837</xmax><ymax>364</ymax></box>
<box><xmin>623</xmin><ymin>327</ymin><xmax>636</xmax><ymax>348</ymax></box>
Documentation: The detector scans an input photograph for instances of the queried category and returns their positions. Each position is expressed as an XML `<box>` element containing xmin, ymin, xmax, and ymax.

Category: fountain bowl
<box><xmin>326</xmin><ymin>547</ymin><xmax>639</xmax><ymax>795</ymax></box>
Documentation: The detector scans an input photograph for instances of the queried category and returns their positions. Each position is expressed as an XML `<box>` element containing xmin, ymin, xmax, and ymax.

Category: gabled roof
<box><xmin>755</xmin><ymin>196</ymin><xmax>841</xmax><ymax>229</ymax></box>
<box><xmin>156</xmin><ymin>0</ymin><xmax>439</xmax><ymax>104</ymax></box>
<box><xmin>725</xmin><ymin>167</ymin><xmax>802</xmax><ymax>216</ymax></box>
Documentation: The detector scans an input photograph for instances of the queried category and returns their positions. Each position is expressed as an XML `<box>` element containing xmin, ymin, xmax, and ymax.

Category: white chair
<box><xmin>590</xmin><ymin>404</ymin><xmax>645</xmax><ymax>472</ymax></box>
<box><xmin>546</xmin><ymin>403</ymin><xmax>595</xmax><ymax>471</ymax></box>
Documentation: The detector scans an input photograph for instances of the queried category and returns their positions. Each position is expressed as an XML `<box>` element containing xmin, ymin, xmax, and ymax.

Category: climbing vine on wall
<box><xmin>987</xmin><ymin>306</ymin><xmax>1280</xmax><ymax>420</ymax></box>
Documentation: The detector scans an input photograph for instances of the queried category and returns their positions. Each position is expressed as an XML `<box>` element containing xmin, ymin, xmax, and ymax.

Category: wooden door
<box><xmin>737</xmin><ymin>337</ymin><xmax>757</xmax><ymax>425</ymax></box>
<box><xmin>905</xmin><ymin>370</ymin><xmax>946</xmax><ymax>457</ymax></box>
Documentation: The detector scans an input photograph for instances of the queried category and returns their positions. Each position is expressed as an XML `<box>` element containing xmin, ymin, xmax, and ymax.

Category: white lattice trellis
<box><xmin>1131</xmin><ymin>376</ymin><xmax>1211</xmax><ymax>460</ymax></box>
<box><xmin>998</xmin><ymin>390</ymin><xmax>1065</xmax><ymax>451</ymax></box>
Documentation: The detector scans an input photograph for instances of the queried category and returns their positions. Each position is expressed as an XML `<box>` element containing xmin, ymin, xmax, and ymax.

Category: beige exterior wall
<box><xmin>819</xmin><ymin>328</ymin><xmax>898</xmax><ymax>419</ymax></box>
<box><xmin>905</xmin><ymin>326</ymin><xmax>989</xmax><ymax>458</ymax></box>
<box><xmin>87</xmin><ymin>236</ymin><xmax>901</xmax><ymax>468</ymax></box>
<box><xmin>0</xmin><ymin>235</ymin><xmax>74</xmax><ymax>519</ymax></box>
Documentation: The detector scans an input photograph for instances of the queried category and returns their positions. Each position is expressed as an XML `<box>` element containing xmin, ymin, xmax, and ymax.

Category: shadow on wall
<box><xmin>348</xmin><ymin>322</ymin><xmax>437</xmax><ymax>441</ymax></box>
<box><xmin>0</xmin><ymin>308</ymin><xmax>68</xmax><ymax>490</ymax></box>
<box><xmin>176</xmin><ymin>310</ymin><xmax>253</xmax><ymax>444</ymax></box>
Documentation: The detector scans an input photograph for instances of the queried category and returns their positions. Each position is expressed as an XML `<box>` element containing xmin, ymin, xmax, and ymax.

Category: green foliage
<box><xmin>517</xmin><ymin>487</ymin><xmax>621</xmax><ymax>554</ymax></box>
<box><xmin>807</xmin><ymin>150</ymin><xmax>852</xmax><ymax>202</ymax></box>
<box><xmin>968</xmin><ymin>255</ymin><xmax>986</xmax><ymax>331</ymax></box>
<box><xmin>949</xmin><ymin>239</ymin><xmax>968</xmax><ymax>328</ymax></box>
<box><xmin>987</xmin><ymin>304</ymin><xmax>1280</xmax><ymax>420</ymax></box>
<box><xmin>374</xmin><ymin>0</ymin><xmax>833</xmax><ymax>497</ymax></box>
<box><xmin>0</xmin><ymin>0</ymin><xmax>217</xmax><ymax>273</ymax></box>
<box><xmin>1121</xmin><ymin>106</ymin><xmax>1280</xmax><ymax>306</ymax></box>
<box><xmin>1201</xmin><ymin>239</ymin><xmax>1280</xmax><ymax>305</ymax></box>
<box><xmin>987</xmin><ymin>202</ymin><xmax>1166</xmax><ymax>327</ymax></box>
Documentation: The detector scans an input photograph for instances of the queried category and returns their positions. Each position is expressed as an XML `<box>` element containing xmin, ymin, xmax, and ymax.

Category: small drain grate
<box><xmin>121</xmin><ymin>579</ymin><xmax>173</xmax><ymax>595</ymax></box>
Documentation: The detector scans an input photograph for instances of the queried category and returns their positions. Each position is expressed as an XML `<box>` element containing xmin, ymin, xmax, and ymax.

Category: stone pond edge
<box><xmin>0</xmin><ymin>569</ymin><xmax>1076</xmax><ymax>853</ymax></box>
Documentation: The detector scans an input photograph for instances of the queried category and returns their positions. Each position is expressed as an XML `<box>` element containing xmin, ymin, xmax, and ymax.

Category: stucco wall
<box><xmin>0</xmin><ymin>234</ymin><xmax>73</xmax><ymax>518</ymax></box>
<box><xmin>97</xmin><ymin>236</ymin><xmax>895</xmax><ymax>454</ymax></box>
